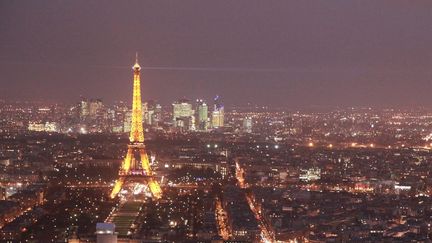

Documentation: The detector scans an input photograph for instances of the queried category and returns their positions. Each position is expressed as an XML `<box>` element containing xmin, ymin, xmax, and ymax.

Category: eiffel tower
<box><xmin>110</xmin><ymin>54</ymin><xmax>162</xmax><ymax>199</ymax></box>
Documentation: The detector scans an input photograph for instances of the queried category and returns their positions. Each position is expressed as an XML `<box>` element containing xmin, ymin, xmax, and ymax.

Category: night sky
<box><xmin>0</xmin><ymin>1</ymin><xmax>431</xmax><ymax>108</ymax></box>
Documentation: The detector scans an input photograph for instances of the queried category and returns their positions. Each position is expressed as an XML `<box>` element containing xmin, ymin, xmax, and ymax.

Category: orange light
<box><xmin>110</xmin><ymin>56</ymin><xmax>162</xmax><ymax>200</ymax></box>
<box><xmin>148</xmin><ymin>179</ymin><xmax>162</xmax><ymax>199</ymax></box>
<box><xmin>110</xmin><ymin>178</ymin><xmax>124</xmax><ymax>199</ymax></box>
<box><xmin>129</xmin><ymin>69</ymin><xmax>145</xmax><ymax>143</ymax></box>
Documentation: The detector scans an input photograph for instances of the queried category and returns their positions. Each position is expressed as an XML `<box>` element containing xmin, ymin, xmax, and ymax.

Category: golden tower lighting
<box><xmin>110</xmin><ymin>53</ymin><xmax>162</xmax><ymax>199</ymax></box>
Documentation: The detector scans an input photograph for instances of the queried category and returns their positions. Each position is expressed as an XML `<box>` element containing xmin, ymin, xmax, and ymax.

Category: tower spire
<box><xmin>130</xmin><ymin>54</ymin><xmax>144</xmax><ymax>142</ymax></box>
<box><xmin>133</xmin><ymin>52</ymin><xmax>141</xmax><ymax>70</ymax></box>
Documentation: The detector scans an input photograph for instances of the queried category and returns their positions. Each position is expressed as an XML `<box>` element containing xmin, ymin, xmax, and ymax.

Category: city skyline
<box><xmin>2</xmin><ymin>2</ymin><xmax>432</xmax><ymax>242</ymax></box>
<box><xmin>1</xmin><ymin>1</ymin><xmax>432</xmax><ymax>107</ymax></box>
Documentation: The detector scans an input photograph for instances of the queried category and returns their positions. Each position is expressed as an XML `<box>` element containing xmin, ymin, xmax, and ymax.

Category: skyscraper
<box><xmin>243</xmin><ymin>117</ymin><xmax>253</xmax><ymax>133</ymax></box>
<box><xmin>144</xmin><ymin>100</ymin><xmax>162</xmax><ymax>127</ymax></box>
<box><xmin>196</xmin><ymin>99</ymin><xmax>208</xmax><ymax>131</ymax></box>
<box><xmin>211</xmin><ymin>95</ymin><xmax>224</xmax><ymax>128</ymax></box>
<box><xmin>80</xmin><ymin>98</ymin><xmax>89</xmax><ymax>119</ymax></box>
<box><xmin>123</xmin><ymin>111</ymin><xmax>132</xmax><ymax>133</ymax></box>
<box><xmin>153</xmin><ymin>103</ymin><xmax>162</xmax><ymax>127</ymax></box>
<box><xmin>172</xmin><ymin>99</ymin><xmax>195</xmax><ymax>131</ymax></box>
<box><xmin>89</xmin><ymin>99</ymin><xmax>103</xmax><ymax>118</ymax></box>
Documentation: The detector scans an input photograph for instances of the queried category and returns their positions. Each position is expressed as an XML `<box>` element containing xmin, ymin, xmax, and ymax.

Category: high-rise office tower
<box><xmin>89</xmin><ymin>99</ymin><xmax>103</xmax><ymax>118</ymax></box>
<box><xmin>123</xmin><ymin>111</ymin><xmax>132</xmax><ymax>133</ymax></box>
<box><xmin>80</xmin><ymin>98</ymin><xmax>89</xmax><ymax>119</ymax></box>
<box><xmin>144</xmin><ymin>100</ymin><xmax>161</xmax><ymax>126</ymax></box>
<box><xmin>172</xmin><ymin>99</ymin><xmax>195</xmax><ymax>131</ymax></box>
<box><xmin>153</xmin><ymin>103</ymin><xmax>162</xmax><ymax>127</ymax></box>
<box><xmin>196</xmin><ymin>99</ymin><xmax>208</xmax><ymax>131</ymax></box>
<box><xmin>142</xmin><ymin>101</ymin><xmax>149</xmax><ymax>124</ymax></box>
<box><xmin>211</xmin><ymin>95</ymin><xmax>224</xmax><ymax>128</ymax></box>
<box><xmin>173</xmin><ymin>99</ymin><xmax>194</xmax><ymax>120</ymax></box>
<box><xmin>243</xmin><ymin>117</ymin><xmax>253</xmax><ymax>133</ymax></box>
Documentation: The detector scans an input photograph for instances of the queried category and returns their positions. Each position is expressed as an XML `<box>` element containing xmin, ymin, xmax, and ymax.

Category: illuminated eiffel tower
<box><xmin>110</xmin><ymin>54</ymin><xmax>162</xmax><ymax>199</ymax></box>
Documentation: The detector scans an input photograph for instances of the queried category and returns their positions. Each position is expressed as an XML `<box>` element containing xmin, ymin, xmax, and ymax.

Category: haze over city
<box><xmin>1</xmin><ymin>1</ymin><xmax>431</xmax><ymax>107</ymax></box>
<box><xmin>3</xmin><ymin>1</ymin><xmax>432</xmax><ymax>243</ymax></box>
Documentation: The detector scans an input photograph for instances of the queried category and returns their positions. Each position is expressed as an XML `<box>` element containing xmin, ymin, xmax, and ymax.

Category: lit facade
<box><xmin>196</xmin><ymin>99</ymin><xmax>208</xmax><ymax>131</ymax></box>
<box><xmin>172</xmin><ymin>99</ymin><xmax>195</xmax><ymax>131</ymax></box>
<box><xmin>243</xmin><ymin>117</ymin><xmax>252</xmax><ymax>133</ymax></box>
<box><xmin>173</xmin><ymin>100</ymin><xmax>194</xmax><ymax>120</ymax></box>
<box><xmin>80</xmin><ymin>99</ymin><xmax>89</xmax><ymax>119</ymax></box>
<box><xmin>212</xmin><ymin>110</ymin><xmax>224</xmax><ymax>128</ymax></box>
<box><xmin>28</xmin><ymin>122</ymin><xmax>58</xmax><ymax>132</ymax></box>
<box><xmin>211</xmin><ymin>95</ymin><xmax>224</xmax><ymax>128</ymax></box>
<box><xmin>89</xmin><ymin>99</ymin><xmax>103</xmax><ymax>118</ymax></box>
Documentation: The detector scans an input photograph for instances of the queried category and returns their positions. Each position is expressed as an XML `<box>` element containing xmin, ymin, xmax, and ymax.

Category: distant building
<box><xmin>211</xmin><ymin>95</ymin><xmax>224</xmax><ymax>128</ymax></box>
<box><xmin>154</xmin><ymin>103</ymin><xmax>162</xmax><ymax>126</ymax></box>
<box><xmin>28</xmin><ymin>122</ymin><xmax>58</xmax><ymax>132</ymax></box>
<box><xmin>89</xmin><ymin>99</ymin><xmax>103</xmax><ymax>118</ymax></box>
<box><xmin>0</xmin><ymin>158</ymin><xmax>10</xmax><ymax>167</ymax></box>
<box><xmin>0</xmin><ymin>187</ymin><xmax>6</xmax><ymax>200</ymax></box>
<box><xmin>299</xmin><ymin>168</ymin><xmax>321</xmax><ymax>181</ymax></box>
<box><xmin>173</xmin><ymin>99</ymin><xmax>194</xmax><ymax>120</ymax></box>
<box><xmin>143</xmin><ymin>102</ymin><xmax>150</xmax><ymax>125</ymax></box>
<box><xmin>218</xmin><ymin>161</ymin><xmax>229</xmax><ymax>179</ymax></box>
<box><xmin>144</xmin><ymin>100</ymin><xmax>162</xmax><ymax>127</ymax></box>
<box><xmin>173</xmin><ymin>99</ymin><xmax>195</xmax><ymax>131</ymax></box>
<box><xmin>196</xmin><ymin>99</ymin><xmax>208</xmax><ymax>131</ymax></box>
<box><xmin>123</xmin><ymin>111</ymin><xmax>132</xmax><ymax>133</ymax></box>
<box><xmin>243</xmin><ymin>117</ymin><xmax>252</xmax><ymax>133</ymax></box>
<box><xmin>80</xmin><ymin>98</ymin><xmax>89</xmax><ymax>119</ymax></box>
